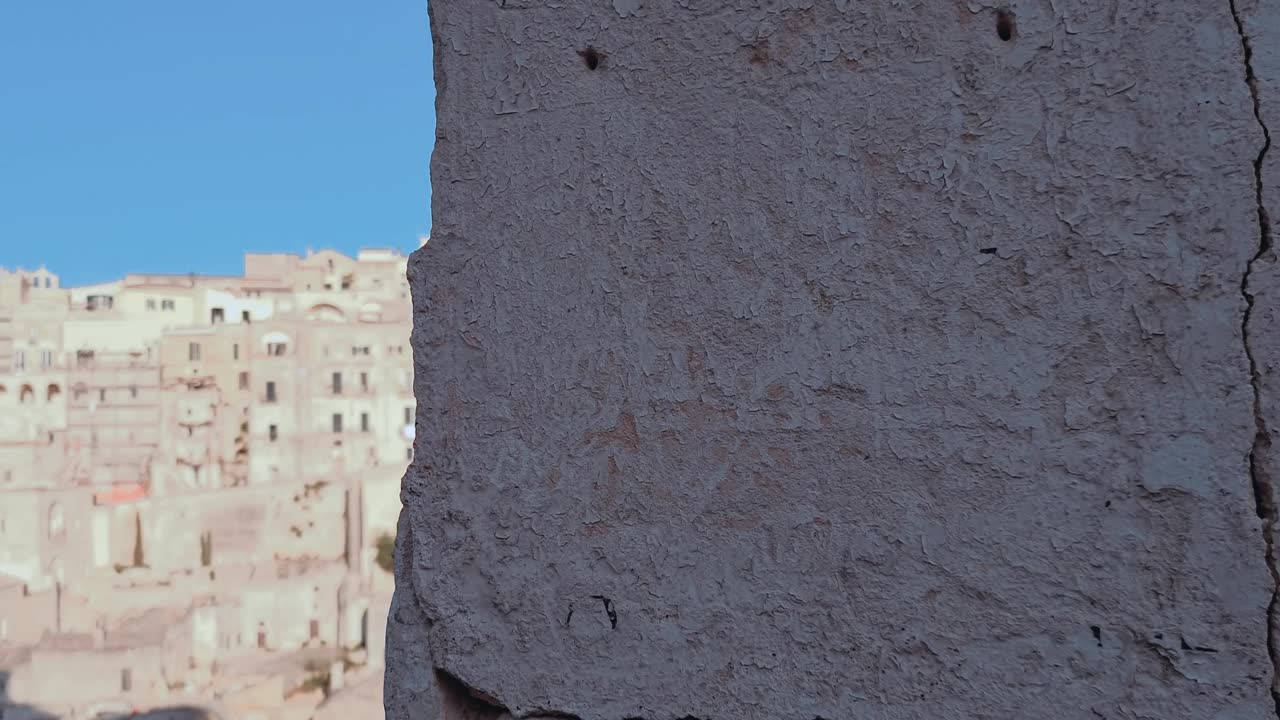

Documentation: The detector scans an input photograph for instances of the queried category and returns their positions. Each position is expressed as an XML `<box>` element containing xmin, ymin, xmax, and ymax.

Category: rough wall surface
<box><xmin>391</xmin><ymin>1</ymin><xmax>1280</xmax><ymax>718</ymax></box>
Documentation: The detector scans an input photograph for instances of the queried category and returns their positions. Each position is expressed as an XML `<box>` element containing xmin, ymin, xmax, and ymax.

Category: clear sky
<box><xmin>0</xmin><ymin>2</ymin><xmax>435</xmax><ymax>287</ymax></box>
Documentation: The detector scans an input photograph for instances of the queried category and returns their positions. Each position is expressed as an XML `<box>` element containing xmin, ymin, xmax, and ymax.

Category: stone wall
<box><xmin>391</xmin><ymin>1</ymin><xmax>1280</xmax><ymax>717</ymax></box>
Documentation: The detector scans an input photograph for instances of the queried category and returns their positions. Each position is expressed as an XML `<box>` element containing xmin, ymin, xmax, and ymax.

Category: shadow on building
<box><xmin>0</xmin><ymin>671</ymin><xmax>57</xmax><ymax>720</ymax></box>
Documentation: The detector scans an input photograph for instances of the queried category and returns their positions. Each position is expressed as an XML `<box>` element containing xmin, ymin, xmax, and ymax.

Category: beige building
<box><xmin>0</xmin><ymin>244</ymin><xmax>416</xmax><ymax>718</ymax></box>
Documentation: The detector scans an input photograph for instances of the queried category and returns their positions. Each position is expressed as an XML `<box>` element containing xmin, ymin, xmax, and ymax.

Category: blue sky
<box><xmin>0</xmin><ymin>2</ymin><xmax>435</xmax><ymax>286</ymax></box>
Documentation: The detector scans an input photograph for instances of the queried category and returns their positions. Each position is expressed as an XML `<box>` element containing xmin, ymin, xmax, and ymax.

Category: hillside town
<box><xmin>0</xmin><ymin>240</ymin><xmax>422</xmax><ymax>719</ymax></box>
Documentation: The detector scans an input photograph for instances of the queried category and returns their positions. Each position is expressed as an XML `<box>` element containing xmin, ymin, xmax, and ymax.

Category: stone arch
<box><xmin>306</xmin><ymin>303</ymin><xmax>346</xmax><ymax>322</ymax></box>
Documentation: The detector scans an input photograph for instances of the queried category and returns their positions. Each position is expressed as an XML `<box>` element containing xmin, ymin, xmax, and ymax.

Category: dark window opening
<box><xmin>211</xmin><ymin>308</ymin><xmax>225</xmax><ymax>324</ymax></box>
<box><xmin>332</xmin><ymin>414</ymin><xmax>343</xmax><ymax>433</ymax></box>
<box><xmin>269</xmin><ymin>424</ymin><xmax>278</xmax><ymax>442</ymax></box>
<box><xmin>265</xmin><ymin>381</ymin><xmax>277</xmax><ymax>403</ymax></box>
<box><xmin>361</xmin><ymin>413</ymin><xmax>370</xmax><ymax>432</ymax></box>
<box><xmin>189</xmin><ymin>342</ymin><xmax>201</xmax><ymax>362</ymax></box>
<box><xmin>239</xmin><ymin>372</ymin><xmax>249</xmax><ymax>390</ymax></box>
<box><xmin>332</xmin><ymin>372</ymin><xmax>342</xmax><ymax>395</ymax></box>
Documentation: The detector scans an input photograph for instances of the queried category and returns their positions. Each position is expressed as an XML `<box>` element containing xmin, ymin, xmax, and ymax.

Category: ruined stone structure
<box><xmin>392</xmin><ymin>1</ymin><xmax>1280</xmax><ymax>718</ymax></box>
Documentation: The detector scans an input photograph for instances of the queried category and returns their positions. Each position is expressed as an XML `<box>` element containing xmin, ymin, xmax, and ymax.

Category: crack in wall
<box><xmin>1228</xmin><ymin>0</ymin><xmax>1279</xmax><ymax>714</ymax></box>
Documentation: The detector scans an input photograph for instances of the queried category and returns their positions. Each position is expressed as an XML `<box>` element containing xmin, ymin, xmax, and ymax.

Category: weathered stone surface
<box><xmin>390</xmin><ymin>1</ymin><xmax>1280</xmax><ymax>717</ymax></box>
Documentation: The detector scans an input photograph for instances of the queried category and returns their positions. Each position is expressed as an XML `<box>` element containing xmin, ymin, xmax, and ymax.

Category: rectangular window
<box><xmin>332</xmin><ymin>372</ymin><xmax>342</xmax><ymax>395</ymax></box>
<box><xmin>121</xmin><ymin>668</ymin><xmax>132</xmax><ymax>692</ymax></box>
<box><xmin>13</xmin><ymin>350</ymin><xmax>24</xmax><ymax>371</ymax></box>
<box><xmin>265</xmin><ymin>381</ymin><xmax>277</xmax><ymax>403</ymax></box>
<box><xmin>211</xmin><ymin>308</ymin><xmax>225</xmax><ymax>323</ymax></box>
<box><xmin>267</xmin><ymin>342</ymin><xmax>286</xmax><ymax>356</ymax></box>
<box><xmin>99</xmin><ymin>389</ymin><xmax>106</xmax><ymax>402</ymax></box>
<box><xmin>161</xmin><ymin>299</ymin><xmax>175</xmax><ymax>311</ymax></box>
<box><xmin>239</xmin><ymin>372</ymin><xmax>249</xmax><ymax>390</ymax></box>
<box><xmin>232</xmin><ymin>343</ymin><xmax>239</xmax><ymax>360</ymax></box>
<box><xmin>188</xmin><ymin>342</ymin><xmax>201</xmax><ymax>361</ymax></box>
<box><xmin>130</xmin><ymin>385</ymin><xmax>137</xmax><ymax>399</ymax></box>
<box><xmin>241</xmin><ymin>310</ymin><xmax>251</xmax><ymax>323</ymax></box>
<box><xmin>76</xmin><ymin>350</ymin><xmax>93</xmax><ymax>368</ymax></box>
<box><xmin>40</xmin><ymin>350</ymin><xmax>52</xmax><ymax>369</ymax></box>
<box><xmin>406</xmin><ymin>447</ymin><xmax>413</xmax><ymax>461</ymax></box>
<box><xmin>146</xmin><ymin>299</ymin><xmax>156</xmax><ymax>310</ymax></box>
<box><xmin>361</xmin><ymin>413</ymin><xmax>370</xmax><ymax>432</ymax></box>
<box><xmin>404</xmin><ymin>407</ymin><xmax>412</xmax><ymax>425</ymax></box>
<box><xmin>332</xmin><ymin>414</ymin><xmax>343</xmax><ymax>433</ymax></box>
<box><xmin>360</xmin><ymin>372</ymin><xmax>368</xmax><ymax>390</ymax></box>
<box><xmin>269</xmin><ymin>424</ymin><xmax>278</xmax><ymax>442</ymax></box>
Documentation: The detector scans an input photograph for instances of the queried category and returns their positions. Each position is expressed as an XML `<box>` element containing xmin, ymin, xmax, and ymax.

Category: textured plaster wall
<box><xmin>391</xmin><ymin>1</ymin><xmax>1280</xmax><ymax>718</ymax></box>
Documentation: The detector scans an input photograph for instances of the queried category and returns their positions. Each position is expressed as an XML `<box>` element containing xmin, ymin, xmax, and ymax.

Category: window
<box><xmin>233</xmin><ymin>343</ymin><xmax>239</xmax><ymax>360</ymax></box>
<box><xmin>146</xmin><ymin>299</ymin><xmax>157</xmax><ymax>310</ymax></box>
<box><xmin>44</xmin><ymin>277</ymin><xmax>51</xmax><ymax>288</ymax></box>
<box><xmin>267</xmin><ymin>342</ymin><xmax>287</xmax><ymax>356</ymax></box>
<box><xmin>269</xmin><ymin>424</ymin><xmax>278</xmax><ymax>442</ymax></box>
<box><xmin>404</xmin><ymin>407</ymin><xmax>412</xmax><ymax>425</ymax></box>
<box><xmin>239</xmin><ymin>372</ymin><xmax>249</xmax><ymax>390</ymax></box>
<box><xmin>39</xmin><ymin>350</ymin><xmax>52</xmax><ymax>369</ymax></box>
<box><xmin>121</xmin><ymin>668</ymin><xmax>132</xmax><ymax>692</ymax></box>
<box><xmin>361</xmin><ymin>413</ymin><xmax>370</xmax><ymax>432</ymax></box>
<box><xmin>332</xmin><ymin>414</ymin><xmax>343</xmax><ymax>433</ymax></box>
<box><xmin>76</xmin><ymin>349</ymin><xmax>94</xmax><ymax>368</ymax></box>
<box><xmin>130</xmin><ymin>385</ymin><xmax>138</xmax><ymax>399</ymax></box>
<box><xmin>48</xmin><ymin>503</ymin><xmax>64</xmax><ymax>541</ymax></box>
<box><xmin>211</xmin><ymin>308</ymin><xmax>225</xmax><ymax>323</ymax></box>
<box><xmin>360</xmin><ymin>372</ymin><xmax>368</xmax><ymax>391</ymax></box>
<box><xmin>351</xmin><ymin>346</ymin><xmax>370</xmax><ymax>357</ymax></box>
<box><xmin>13</xmin><ymin>350</ymin><xmax>24</xmax><ymax>371</ymax></box>
<box><xmin>406</xmin><ymin>447</ymin><xmax>413</xmax><ymax>461</ymax></box>
<box><xmin>332</xmin><ymin>372</ymin><xmax>342</xmax><ymax>394</ymax></box>
<box><xmin>265</xmin><ymin>381</ymin><xmax>277</xmax><ymax>403</ymax></box>
<box><xmin>242</xmin><ymin>310</ymin><xmax>251</xmax><ymax>323</ymax></box>
<box><xmin>161</xmin><ymin>299</ymin><xmax>175</xmax><ymax>311</ymax></box>
<box><xmin>99</xmin><ymin>389</ymin><xmax>106</xmax><ymax>402</ymax></box>
<box><xmin>189</xmin><ymin>342</ymin><xmax>201</xmax><ymax>362</ymax></box>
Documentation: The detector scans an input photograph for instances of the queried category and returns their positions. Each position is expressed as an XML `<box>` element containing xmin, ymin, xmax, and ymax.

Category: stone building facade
<box><xmin>0</xmin><ymin>244</ymin><xmax>415</xmax><ymax>717</ymax></box>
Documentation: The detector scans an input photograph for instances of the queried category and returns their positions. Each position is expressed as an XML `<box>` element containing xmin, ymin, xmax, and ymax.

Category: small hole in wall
<box><xmin>578</xmin><ymin>47</ymin><xmax>602</xmax><ymax>70</ymax></box>
<box><xmin>996</xmin><ymin>10</ymin><xmax>1015</xmax><ymax>41</ymax></box>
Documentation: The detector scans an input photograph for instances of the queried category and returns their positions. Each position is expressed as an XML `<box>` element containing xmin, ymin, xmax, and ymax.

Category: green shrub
<box><xmin>375</xmin><ymin>532</ymin><xmax>395</xmax><ymax>574</ymax></box>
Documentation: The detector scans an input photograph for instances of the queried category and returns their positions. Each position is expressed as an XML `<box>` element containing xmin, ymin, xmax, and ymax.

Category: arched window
<box><xmin>47</xmin><ymin>384</ymin><xmax>61</xmax><ymax>402</ymax></box>
<box><xmin>19</xmin><ymin>385</ymin><xmax>34</xmax><ymax>404</ymax></box>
